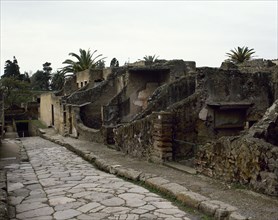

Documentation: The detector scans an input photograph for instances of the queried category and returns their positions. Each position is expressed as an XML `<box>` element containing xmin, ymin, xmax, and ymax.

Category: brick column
<box><xmin>152</xmin><ymin>111</ymin><xmax>174</xmax><ymax>163</ymax></box>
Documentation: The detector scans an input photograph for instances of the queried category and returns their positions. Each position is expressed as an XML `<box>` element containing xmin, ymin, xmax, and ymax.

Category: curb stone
<box><xmin>40</xmin><ymin>133</ymin><xmax>248</xmax><ymax>220</ymax></box>
<box><xmin>0</xmin><ymin>140</ymin><xmax>29</xmax><ymax>220</ymax></box>
<box><xmin>177</xmin><ymin>191</ymin><xmax>210</xmax><ymax>209</ymax></box>
<box><xmin>0</xmin><ymin>171</ymin><xmax>8</xmax><ymax>220</ymax></box>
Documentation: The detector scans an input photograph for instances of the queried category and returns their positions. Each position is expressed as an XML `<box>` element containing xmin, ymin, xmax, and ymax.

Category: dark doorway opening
<box><xmin>16</xmin><ymin>122</ymin><xmax>29</xmax><ymax>137</ymax></box>
<box><xmin>51</xmin><ymin>104</ymin><xmax>54</xmax><ymax>126</ymax></box>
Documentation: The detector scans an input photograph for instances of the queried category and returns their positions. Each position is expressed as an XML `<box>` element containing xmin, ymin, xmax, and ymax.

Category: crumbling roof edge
<box><xmin>207</xmin><ymin>102</ymin><xmax>253</xmax><ymax>109</ymax></box>
<box><xmin>69</xmin><ymin>102</ymin><xmax>91</xmax><ymax>107</ymax></box>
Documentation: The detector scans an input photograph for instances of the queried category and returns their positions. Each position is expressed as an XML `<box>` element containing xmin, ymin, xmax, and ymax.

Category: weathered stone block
<box><xmin>228</xmin><ymin>212</ymin><xmax>248</xmax><ymax>220</ymax></box>
<box><xmin>199</xmin><ymin>200</ymin><xmax>219</xmax><ymax>216</ymax></box>
<box><xmin>215</xmin><ymin>208</ymin><xmax>229</xmax><ymax>219</ymax></box>
<box><xmin>94</xmin><ymin>158</ymin><xmax>110</xmax><ymax>172</ymax></box>
<box><xmin>0</xmin><ymin>201</ymin><xmax>8</xmax><ymax>220</ymax></box>
<box><xmin>177</xmin><ymin>191</ymin><xmax>209</xmax><ymax>209</ymax></box>
<box><xmin>138</xmin><ymin>173</ymin><xmax>157</xmax><ymax>182</ymax></box>
<box><xmin>115</xmin><ymin>167</ymin><xmax>142</xmax><ymax>181</ymax></box>
<box><xmin>0</xmin><ymin>189</ymin><xmax>7</xmax><ymax>202</ymax></box>
<box><xmin>160</xmin><ymin>182</ymin><xmax>188</xmax><ymax>196</ymax></box>
<box><xmin>145</xmin><ymin>177</ymin><xmax>170</xmax><ymax>190</ymax></box>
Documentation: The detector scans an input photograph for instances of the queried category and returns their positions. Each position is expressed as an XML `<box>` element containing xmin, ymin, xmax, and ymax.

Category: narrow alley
<box><xmin>6</xmin><ymin>137</ymin><xmax>196</xmax><ymax>220</ymax></box>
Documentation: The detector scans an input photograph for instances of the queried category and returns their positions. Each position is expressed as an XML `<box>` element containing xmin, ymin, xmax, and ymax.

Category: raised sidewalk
<box><xmin>39</xmin><ymin>128</ymin><xmax>278</xmax><ymax>220</ymax></box>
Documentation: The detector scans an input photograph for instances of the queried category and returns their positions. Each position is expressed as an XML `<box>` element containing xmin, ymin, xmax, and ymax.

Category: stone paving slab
<box><xmin>39</xmin><ymin>129</ymin><xmax>278</xmax><ymax>220</ymax></box>
<box><xmin>41</xmin><ymin>137</ymin><xmax>242</xmax><ymax>220</ymax></box>
<box><xmin>0</xmin><ymin>170</ymin><xmax>7</xmax><ymax>220</ymax></box>
<box><xmin>5</xmin><ymin>137</ymin><xmax>197</xmax><ymax>220</ymax></box>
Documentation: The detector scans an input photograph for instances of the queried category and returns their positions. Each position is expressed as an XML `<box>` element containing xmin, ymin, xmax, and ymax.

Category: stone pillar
<box><xmin>152</xmin><ymin>111</ymin><xmax>174</xmax><ymax>163</ymax></box>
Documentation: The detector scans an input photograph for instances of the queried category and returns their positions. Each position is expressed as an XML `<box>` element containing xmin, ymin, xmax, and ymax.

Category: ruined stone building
<box><xmin>0</xmin><ymin>92</ymin><xmax>4</xmax><ymax>141</ymax></box>
<box><xmin>39</xmin><ymin>59</ymin><xmax>278</xmax><ymax>196</ymax></box>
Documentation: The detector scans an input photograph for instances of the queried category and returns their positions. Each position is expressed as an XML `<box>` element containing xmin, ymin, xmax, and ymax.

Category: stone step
<box><xmin>164</xmin><ymin>161</ymin><xmax>197</xmax><ymax>175</ymax></box>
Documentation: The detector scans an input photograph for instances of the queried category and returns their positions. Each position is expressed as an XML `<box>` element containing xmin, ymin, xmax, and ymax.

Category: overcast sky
<box><xmin>0</xmin><ymin>0</ymin><xmax>277</xmax><ymax>75</ymax></box>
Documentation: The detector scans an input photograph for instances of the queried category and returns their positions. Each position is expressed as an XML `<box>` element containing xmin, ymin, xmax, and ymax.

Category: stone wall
<box><xmin>76</xmin><ymin>121</ymin><xmax>103</xmax><ymax>143</ymax></box>
<box><xmin>67</xmin><ymin>75</ymin><xmax>120</xmax><ymax>129</ymax></box>
<box><xmin>271</xmin><ymin>67</ymin><xmax>278</xmax><ymax>100</ymax></box>
<box><xmin>196</xmin><ymin>136</ymin><xmax>278</xmax><ymax>196</ymax></box>
<box><xmin>166</xmin><ymin>60</ymin><xmax>196</xmax><ymax>81</ymax></box>
<box><xmin>113</xmin><ymin>66</ymin><xmax>275</xmax><ymax>164</ymax></box>
<box><xmin>191</xmin><ymin>67</ymin><xmax>274</xmax><ymax>143</ymax></box>
<box><xmin>195</xmin><ymin>100</ymin><xmax>278</xmax><ymax>196</ymax></box>
<box><xmin>114</xmin><ymin>114</ymin><xmax>154</xmax><ymax>159</ymax></box>
<box><xmin>0</xmin><ymin>93</ymin><xmax>3</xmax><ymax>140</ymax></box>
<box><xmin>168</xmin><ymin>92</ymin><xmax>205</xmax><ymax>159</ymax></box>
<box><xmin>114</xmin><ymin>111</ymin><xmax>175</xmax><ymax>163</ymax></box>
<box><xmin>39</xmin><ymin>93</ymin><xmax>63</xmax><ymax>133</ymax></box>
<box><xmin>76</xmin><ymin>69</ymin><xmax>90</xmax><ymax>88</ymax></box>
<box><xmin>135</xmin><ymin>75</ymin><xmax>196</xmax><ymax>120</ymax></box>
<box><xmin>67</xmin><ymin>68</ymin><xmax>126</xmax><ymax>106</ymax></box>
<box><xmin>75</xmin><ymin>69</ymin><xmax>107</xmax><ymax>89</ymax></box>
<box><xmin>78</xmin><ymin>80</ymin><xmax>118</xmax><ymax>129</ymax></box>
<box><xmin>103</xmin><ymin>61</ymin><xmax>196</xmax><ymax>126</ymax></box>
<box><xmin>249</xmin><ymin>99</ymin><xmax>278</xmax><ymax>146</ymax></box>
<box><xmin>123</xmin><ymin>68</ymin><xmax>170</xmax><ymax>121</ymax></box>
<box><xmin>199</xmin><ymin>68</ymin><xmax>272</xmax><ymax>120</ymax></box>
<box><xmin>113</xmin><ymin>92</ymin><xmax>203</xmax><ymax>162</ymax></box>
<box><xmin>62</xmin><ymin>75</ymin><xmax>78</xmax><ymax>96</ymax></box>
<box><xmin>237</xmin><ymin>59</ymin><xmax>276</xmax><ymax>73</ymax></box>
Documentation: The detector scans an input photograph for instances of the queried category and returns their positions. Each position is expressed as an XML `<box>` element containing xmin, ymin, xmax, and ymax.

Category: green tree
<box><xmin>110</xmin><ymin>58</ymin><xmax>119</xmax><ymax>67</ymax></box>
<box><xmin>30</xmin><ymin>62</ymin><xmax>52</xmax><ymax>90</ymax></box>
<box><xmin>62</xmin><ymin>49</ymin><xmax>105</xmax><ymax>74</ymax></box>
<box><xmin>143</xmin><ymin>54</ymin><xmax>159</xmax><ymax>65</ymax></box>
<box><xmin>226</xmin><ymin>46</ymin><xmax>255</xmax><ymax>64</ymax></box>
<box><xmin>19</xmin><ymin>72</ymin><xmax>31</xmax><ymax>83</ymax></box>
<box><xmin>51</xmin><ymin>70</ymin><xmax>65</xmax><ymax>91</ymax></box>
<box><xmin>0</xmin><ymin>77</ymin><xmax>31</xmax><ymax>108</ymax></box>
<box><xmin>2</xmin><ymin>57</ymin><xmax>30</xmax><ymax>83</ymax></box>
<box><xmin>43</xmin><ymin>62</ymin><xmax>52</xmax><ymax>73</ymax></box>
<box><xmin>2</xmin><ymin>56</ymin><xmax>20</xmax><ymax>79</ymax></box>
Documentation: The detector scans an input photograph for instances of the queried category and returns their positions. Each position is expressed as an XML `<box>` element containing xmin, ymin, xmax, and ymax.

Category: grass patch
<box><xmin>30</xmin><ymin>120</ymin><xmax>47</xmax><ymax>129</ymax></box>
<box><xmin>15</xmin><ymin>120</ymin><xmax>47</xmax><ymax>129</ymax></box>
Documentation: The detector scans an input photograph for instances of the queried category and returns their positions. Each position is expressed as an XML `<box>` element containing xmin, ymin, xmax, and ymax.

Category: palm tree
<box><xmin>143</xmin><ymin>54</ymin><xmax>159</xmax><ymax>65</ymax></box>
<box><xmin>62</xmin><ymin>49</ymin><xmax>105</xmax><ymax>74</ymax></box>
<box><xmin>226</xmin><ymin>46</ymin><xmax>255</xmax><ymax>64</ymax></box>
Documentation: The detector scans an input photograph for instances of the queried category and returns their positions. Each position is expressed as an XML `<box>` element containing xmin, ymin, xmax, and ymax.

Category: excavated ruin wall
<box><xmin>114</xmin><ymin>114</ymin><xmax>154</xmax><ymax>159</ymax></box>
<box><xmin>200</xmin><ymin>67</ymin><xmax>273</xmax><ymax>120</ymax></box>
<box><xmin>76</xmin><ymin>121</ymin><xmax>103</xmax><ymax>143</ymax></box>
<box><xmin>135</xmin><ymin>75</ymin><xmax>196</xmax><ymax>120</ymax></box>
<box><xmin>195</xmin><ymin>136</ymin><xmax>278</xmax><ymax>196</ymax></box>
<box><xmin>0</xmin><ymin>94</ymin><xmax>3</xmax><ymax>141</ymax></box>
<box><xmin>113</xmin><ymin>75</ymin><xmax>197</xmax><ymax>160</ymax></box>
<box><xmin>168</xmin><ymin>92</ymin><xmax>205</xmax><ymax>159</ymax></box>
<box><xmin>113</xmin><ymin>92</ymin><xmax>204</xmax><ymax>161</ymax></box>
<box><xmin>196</xmin><ymin>100</ymin><xmax>278</xmax><ymax>196</ymax></box>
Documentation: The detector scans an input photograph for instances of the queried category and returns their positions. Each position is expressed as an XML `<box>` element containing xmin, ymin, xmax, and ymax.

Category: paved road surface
<box><xmin>0</xmin><ymin>139</ymin><xmax>20</xmax><ymax>169</ymax></box>
<box><xmin>6</xmin><ymin>137</ymin><xmax>197</xmax><ymax>220</ymax></box>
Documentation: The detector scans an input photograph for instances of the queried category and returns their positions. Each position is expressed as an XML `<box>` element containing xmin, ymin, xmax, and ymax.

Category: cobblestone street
<box><xmin>5</xmin><ymin>137</ymin><xmax>195</xmax><ymax>220</ymax></box>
